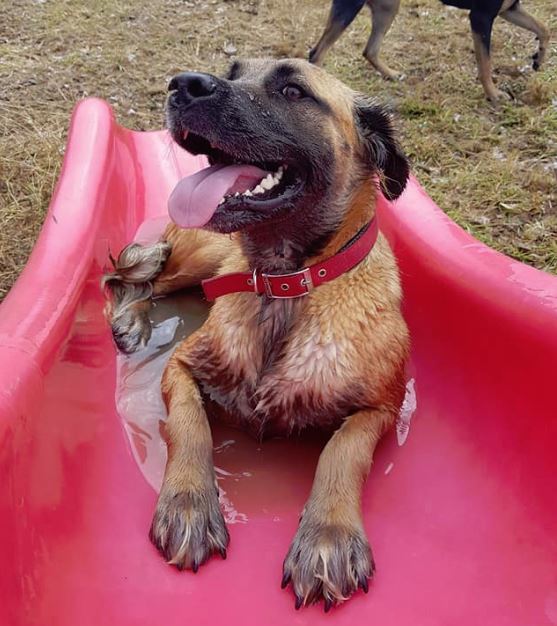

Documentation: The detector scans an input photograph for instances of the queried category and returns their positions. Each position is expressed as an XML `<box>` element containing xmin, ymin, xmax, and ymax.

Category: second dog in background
<box><xmin>309</xmin><ymin>0</ymin><xmax>550</xmax><ymax>101</ymax></box>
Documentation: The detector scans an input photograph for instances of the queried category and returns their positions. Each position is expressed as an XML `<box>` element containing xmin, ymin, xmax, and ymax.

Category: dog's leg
<box><xmin>103</xmin><ymin>225</ymin><xmax>233</xmax><ymax>354</ymax></box>
<box><xmin>500</xmin><ymin>1</ymin><xmax>550</xmax><ymax>71</ymax></box>
<box><xmin>149</xmin><ymin>348</ymin><xmax>229</xmax><ymax>570</ymax></box>
<box><xmin>282</xmin><ymin>406</ymin><xmax>394</xmax><ymax>609</ymax></box>
<box><xmin>309</xmin><ymin>0</ymin><xmax>366</xmax><ymax>65</ymax></box>
<box><xmin>469</xmin><ymin>10</ymin><xmax>510</xmax><ymax>102</ymax></box>
<box><xmin>362</xmin><ymin>0</ymin><xmax>401</xmax><ymax>80</ymax></box>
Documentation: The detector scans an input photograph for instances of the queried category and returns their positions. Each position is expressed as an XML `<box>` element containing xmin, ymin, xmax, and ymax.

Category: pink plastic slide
<box><xmin>1</xmin><ymin>98</ymin><xmax>556</xmax><ymax>626</ymax></box>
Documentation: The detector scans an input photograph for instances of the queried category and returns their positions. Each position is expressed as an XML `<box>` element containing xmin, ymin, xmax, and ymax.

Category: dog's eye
<box><xmin>281</xmin><ymin>84</ymin><xmax>305</xmax><ymax>101</ymax></box>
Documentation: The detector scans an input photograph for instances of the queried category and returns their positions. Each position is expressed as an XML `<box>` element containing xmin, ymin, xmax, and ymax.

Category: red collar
<box><xmin>202</xmin><ymin>217</ymin><xmax>379</xmax><ymax>301</ymax></box>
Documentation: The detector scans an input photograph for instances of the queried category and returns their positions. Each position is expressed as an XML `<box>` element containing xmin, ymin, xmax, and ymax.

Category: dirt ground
<box><xmin>1</xmin><ymin>0</ymin><xmax>556</xmax><ymax>299</ymax></box>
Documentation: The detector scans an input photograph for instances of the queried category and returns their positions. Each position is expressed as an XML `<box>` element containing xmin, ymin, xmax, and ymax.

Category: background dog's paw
<box><xmin>282</xmin><ymin>519</ymin><xmax>374</xmax><ymax>611</ymax></box>
<box><xmin>487</xmin><ymin>88</ymin><xmax>512</xmax><ymax>104</ymax></box>
<box><xmin>149</xmin><ymin>488</ymin><xmax>229</xmax><ymax>572</ymax></box>
<box><xmin>532</xmin><ymin>50</ymin><xmax>542</xmax><ymax>71</ymax></box>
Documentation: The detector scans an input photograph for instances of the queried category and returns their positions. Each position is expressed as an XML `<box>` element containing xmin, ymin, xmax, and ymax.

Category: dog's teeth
<box><xmin>244</xmin><ymin>189</ymin><xmax>252</xmax><ymax>196</ymax></box>
<box><xmin>260</xmin><ymin>175</ymin><xmax>275</xmax><ymax>190</ymax></box>
<box><xmin>218</xmin><ymin>197</ymin><xmax>225</xmax><ymax>205</ymax></box>
<box><xmin>252</xmin><ymin>184</ymin><xmax>264</xmax><ymax>195</ymax></box>
<box><xmin>234</xmin><ymin>192</ymin><xmax>240</xmax><ymax>197</ymax></box>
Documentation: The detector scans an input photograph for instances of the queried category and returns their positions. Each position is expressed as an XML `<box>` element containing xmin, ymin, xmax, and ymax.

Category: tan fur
<box><xmin>362</xmin><ymin>0</ymin><xmax>402</xmax><ymax>80</ymax></box>
<box><xmin>500</xmin><ymin>3</ymin><xmax>550</xmax><ymax>69</ymax></box>
<box><xmin>471</xmin><ymin>32</ymin><xmax>508</xmax><ymax>102</ymax></box>
<box><xmin>104</xmin><ymin>60</ymin><xmax>409</xmax><ymax>608</ymax></box>
<box><xmin>310</xmin><ymin>0</ymin><xmax>550</xmax><ymax>101</ymax></box>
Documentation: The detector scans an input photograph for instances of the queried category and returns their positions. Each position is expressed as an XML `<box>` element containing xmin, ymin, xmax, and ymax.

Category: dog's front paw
<box><xmin>103</xmin><ymin>241</ymin><xmax>172</xmax><ymax>354</ymax></box>
<box><xmin>282</xmin><ymin>517</ymin><xmax>374</xmax><ymax>611</ymax></box>
<box><xmin>149</xmin><ymin>487</ymin><xmax>229</xmax><ymax>571</ymax></box>
<box><xmin>111</xmin><ymin>303</ymin><xmax>151</xmax><ymax>354</ymax></box>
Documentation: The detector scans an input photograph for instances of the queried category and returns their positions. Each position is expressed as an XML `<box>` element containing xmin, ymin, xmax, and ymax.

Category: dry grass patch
<box><xmin>1</xmin><ymin>0</ymin><xmax>556</xmax><ymax>299</ymax></box>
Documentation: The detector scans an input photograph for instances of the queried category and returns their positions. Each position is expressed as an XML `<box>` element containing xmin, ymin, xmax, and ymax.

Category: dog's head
<box><xmin>167</xmin><ymin>58</ymin><xmax>408</xmax><ymax>237</ymax></box>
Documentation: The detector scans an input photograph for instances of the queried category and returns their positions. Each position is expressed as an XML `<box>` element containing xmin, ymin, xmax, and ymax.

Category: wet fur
<box><xmin>104</xmin><ymin>59</ymin><xmax>410</xmax><ymax>610</ymax></box>
<box><xmin>309</xmin><ymin>0</ymin><xmax>550</xmax><ymax>101</ymax></box>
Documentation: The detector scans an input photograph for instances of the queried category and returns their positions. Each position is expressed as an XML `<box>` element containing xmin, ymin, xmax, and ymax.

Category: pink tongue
<box><xmin>168</xmin><ymin>164</ymin><xmax>269</xmax><ymax>228</ymax></box>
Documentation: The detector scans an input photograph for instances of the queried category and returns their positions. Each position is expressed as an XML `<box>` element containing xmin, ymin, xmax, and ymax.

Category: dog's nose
<box><xmin>167</xmin><ymin>72</ymin><xmax>217</xmax><ymax>100</ymax></box>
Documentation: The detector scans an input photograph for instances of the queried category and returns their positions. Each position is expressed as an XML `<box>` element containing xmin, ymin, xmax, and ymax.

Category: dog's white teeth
<box><xmin>260</xmin><ymin>174</ymin><xmax>275</xmax><ymax>190</ymax></box>
<box><xmin>240</xmin><ymin>167</ymin><xmax>285</xmax><ymax>198</ymax></box>
<box><xmin>218</xmin><ymin>197</ymin><xmax>225</xmax><ymax>205</ymax></box>
<box><xmin>234</xmin><ymin>192</ymin><xmax>240</xmax><ymax>197</ymax></box>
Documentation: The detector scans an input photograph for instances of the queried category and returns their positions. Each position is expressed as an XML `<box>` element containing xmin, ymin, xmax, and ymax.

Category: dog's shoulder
<box><xmin>254</xmin><ymin>235</ymin><xmax>408</xmax><ymax>413</ymax></box>
<box><xmin>306</xmin><ymin>234</ymin><xmax>403</xmax><ymax>324</ymax></box>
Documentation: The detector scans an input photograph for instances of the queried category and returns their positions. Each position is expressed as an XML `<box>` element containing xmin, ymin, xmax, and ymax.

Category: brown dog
<box><xmin>104</xmin><ymin>58</ymin><xmax>410</xmax><ymax>610</ymax></box>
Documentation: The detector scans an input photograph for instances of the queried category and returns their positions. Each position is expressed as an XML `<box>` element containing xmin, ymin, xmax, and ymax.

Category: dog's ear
<box><xmin>355</xmin><ymin>98</ymin><xmax>409</xmax><ymax>200</ymax></box>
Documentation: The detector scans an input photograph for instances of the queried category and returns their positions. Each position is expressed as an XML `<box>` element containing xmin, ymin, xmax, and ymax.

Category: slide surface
<box><xmin>1</xmin><ymin>99</ymin><xmax>556</xmax><ymax>626</ymax></box>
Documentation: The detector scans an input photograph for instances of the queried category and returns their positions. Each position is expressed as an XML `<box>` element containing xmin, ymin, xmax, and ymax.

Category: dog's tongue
<box><xmin>168</xmin><ymin>164</ymin><xmax>269</xmax><ymax>228</ymax></box>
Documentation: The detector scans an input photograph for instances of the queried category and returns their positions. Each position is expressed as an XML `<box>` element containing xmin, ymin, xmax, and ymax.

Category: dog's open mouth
<box><xmin>168</xmin><ymin>131</ymin><xmax>304</xmax><ymax>229</ymax></box>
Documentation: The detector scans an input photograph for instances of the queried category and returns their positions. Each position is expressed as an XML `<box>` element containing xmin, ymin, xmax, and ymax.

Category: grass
<box><xmin>1</xmin><ymin>0</ymin><xmax>556</xmax><ymax>299</ymax></box>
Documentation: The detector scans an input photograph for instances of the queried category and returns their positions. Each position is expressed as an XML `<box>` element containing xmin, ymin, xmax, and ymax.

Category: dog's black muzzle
<box><xmin>168</xmin><ymin>72</ymin><xmax>221</xmax><ymax>108</ymax></box>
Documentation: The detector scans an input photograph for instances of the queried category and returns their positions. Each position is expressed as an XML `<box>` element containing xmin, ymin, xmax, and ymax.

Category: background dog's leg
<box><xmin>149</xmin><ymin>350</ymin><xmax>229</xmax><ymax>570</ymax></box>
<box><xmin>282</xmin><ymin>407</ymin><xmax>394</xmax><ymax>609</ymax></box>
<box><xmin>499</xmin><ymin>1</ymin><xmax>550</xmax><ymax>71</ymax></box>
<box><xmin>309</xmin><ymin>0</ymin><xmax>366</xmax><ymax>65</ymax></box>
<box><xmin>362</xmin><ymin>0</ymin><xmax>401</xmax><ymax>80</ymax></box>
<box><xmin>103</xmin><ymin>226</ymin><xmax>233</xmax><ymax>353</ymax></box>
<box><xmin>470</xmin><ymin>10</ymin><xmax>508</xmax><ymax>102</ymax></box>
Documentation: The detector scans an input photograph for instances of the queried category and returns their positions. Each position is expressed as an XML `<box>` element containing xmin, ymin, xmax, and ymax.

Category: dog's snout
<box><xmin>168</xmin><ymin>72</ymin><xmax>217</xmax><ymax>101</ymax></box>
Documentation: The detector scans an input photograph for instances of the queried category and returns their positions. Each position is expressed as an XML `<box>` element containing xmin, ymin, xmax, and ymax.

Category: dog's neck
<box><xmin>240</xmin><ymin>227</ymin><xmax>328</xmax><ymax>275</ymax></box>
<box><xmin>238</xmin><ymin>179</ymin><xmax>377</xmax><ymax>377</ymax></box>
<box><xmin>240</xmin><ymin>180</ymin><xmax>376</xmax><ymax>275</ymax></box>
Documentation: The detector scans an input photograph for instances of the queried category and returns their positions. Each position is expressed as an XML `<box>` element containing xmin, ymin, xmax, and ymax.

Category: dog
<box><xmin>309</xmin><ymin>0</ymin><xmax>550</xmax><ymax>101</ymax></box>
<box><xmin>103</xmin><ymin>58</ymin><xmax>410</xmax><ymax>610</ymax></box>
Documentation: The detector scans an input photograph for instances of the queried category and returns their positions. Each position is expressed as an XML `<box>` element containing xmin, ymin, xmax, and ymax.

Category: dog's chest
<box><xmin>187</xmin><ymin>295</ymin><xmax>355</xmax><ymax>436</ymax></box>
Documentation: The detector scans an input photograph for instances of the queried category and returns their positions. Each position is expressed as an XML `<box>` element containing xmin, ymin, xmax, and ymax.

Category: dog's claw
<box><xmin>281</xmin><ymin>571</ymin><xmax>291</xmax><ymax>589</ymax></box>
<box><xmin>219</xmin><ymin>548</ymin><xmax>227</xmax><ymax>560</ymax></box>
<box><xmin>324</xmin><ymin>598</ymin><xmax>332</xmax><ymax>613</ymax></box>
<box><xmin>359</xmin><ymin>575</ymin><xmax>369</xmax><ymax>594</ymax></box>
<box><xmin>295</xmin><ymin>595</ymin><xmax>303</xmax><ymax>610</ymax></box>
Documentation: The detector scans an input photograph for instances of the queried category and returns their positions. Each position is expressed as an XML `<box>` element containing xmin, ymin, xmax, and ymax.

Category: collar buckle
<box><xmin>260</xmin><ymin>267</ymin><xmax>313</xmax><ymax>299</ymax></box>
